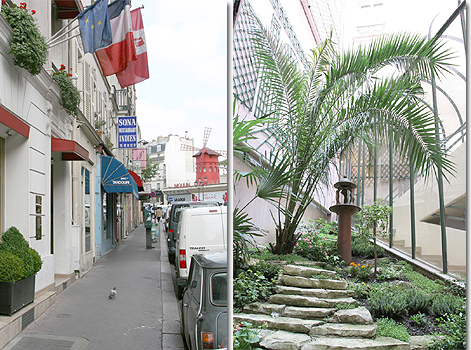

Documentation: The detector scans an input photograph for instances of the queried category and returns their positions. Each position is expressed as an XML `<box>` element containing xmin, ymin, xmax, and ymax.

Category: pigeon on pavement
<box><xmin>109</xmin><ymin>287</ymin><xmax>117</xmax><ymax>299</ymax></box>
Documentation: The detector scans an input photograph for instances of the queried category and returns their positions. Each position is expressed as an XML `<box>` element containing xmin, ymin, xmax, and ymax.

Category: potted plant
<box><xmin>0</xmin><ymin>226</ymin><xmax>42</xmax><ymax>315</ymax></box>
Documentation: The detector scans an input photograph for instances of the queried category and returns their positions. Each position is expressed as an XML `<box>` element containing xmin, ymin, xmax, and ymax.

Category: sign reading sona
<box><xmin>118</xmin><ymin>116</ymin><xmax>137</xmax><ymax>148</ymax></box>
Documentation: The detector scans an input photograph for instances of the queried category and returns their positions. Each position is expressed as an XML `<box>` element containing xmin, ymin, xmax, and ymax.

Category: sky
<box><xmin>134</xmin><ymin>1</ymin><xmax>228</xmax><ymax>156</ymax></box>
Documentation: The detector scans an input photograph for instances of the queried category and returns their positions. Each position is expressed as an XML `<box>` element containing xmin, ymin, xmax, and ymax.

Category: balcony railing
<box><xmin>112</xmin><ymin>86</ymin><xmax>130</xmax><ymax>111</ymax></box>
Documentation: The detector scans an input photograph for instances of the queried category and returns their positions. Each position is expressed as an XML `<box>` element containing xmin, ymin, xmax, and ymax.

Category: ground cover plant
<box><xmin>235</xmin><ymin>217</ymin><xmax>466</xmax><ymax>349</ymax></box>
<box><xmin>346</xmin><ymin>255</ymin><xmax>466</xmax><ymax>348</ymax></box>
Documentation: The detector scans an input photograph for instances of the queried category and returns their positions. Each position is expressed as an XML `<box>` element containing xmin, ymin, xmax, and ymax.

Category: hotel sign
<box><xmin>118</xmin><ymin>116</ymin><xmax>137</xmax><ymax>148</ymax></box>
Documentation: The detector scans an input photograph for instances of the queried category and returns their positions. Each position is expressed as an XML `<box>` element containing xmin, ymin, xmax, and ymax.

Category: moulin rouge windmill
<box><xmin>181</xmin><ymin>127</ymin><xmax>227</xmax><ymax>185</ymax></box>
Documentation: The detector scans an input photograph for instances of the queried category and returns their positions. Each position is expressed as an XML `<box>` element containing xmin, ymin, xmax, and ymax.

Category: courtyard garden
<box><xmin>233</xmin><ymin>218</ymin><xmax>466</xmax><ymax>350</ymax></box>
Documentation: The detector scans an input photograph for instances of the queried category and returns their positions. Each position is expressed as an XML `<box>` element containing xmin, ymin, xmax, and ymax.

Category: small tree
<box><xmin>356</xmin><ymin>200</ymin><xmax>392</xmax><ymax>278</ymax></box>
<box><xmin>141</xmin><ymin>154</ymin><xmax>158</xmax><ymax>183</ymax></box>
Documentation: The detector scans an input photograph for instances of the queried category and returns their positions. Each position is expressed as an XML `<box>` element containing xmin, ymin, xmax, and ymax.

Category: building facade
<box><xmin>0</xmin><ymin>0</ymin><xmax>143</xmax><ymax>300</ymax></box>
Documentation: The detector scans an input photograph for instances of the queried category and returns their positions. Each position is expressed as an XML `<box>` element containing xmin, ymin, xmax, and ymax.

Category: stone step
<box><xmin>243</xmin><ymin>302</ymin><xmax>335</xmax><ymax>319</ymax></box>
<box><xmin>282</xmin><ymin>264</ymin><xmax>337</xmax><ymax>278</ymax></box>
<box><xmin>269</xmin><ymin>294</ymin><xmax>358</xmax><ymax>308</ymax></box>
<box><xmin>233</xmin><ymin>313</ymin><xmax>324</xmax><ymax>334</ymax></box>
<box><xmin>332</xmin><ymin>306</ymin><xmax>373</xmax><ymax>325</ymax></box>
<box><xmin>276</xmin><ymin>285</ymin><xmax>354</xmax><ymax>299</ymax></box>
<box><xmin>279</xmin><ymin>274</ymin><xmax>348</xmax><ymax>290</ymax></box>
<box><xmin>310</xmin><ymin>322</ymin><xmax>377</xmax><ymax>338</ymax></box>
<box><xmin>284</xmin><ymin>305</ymin><xmax>335</xmax><ymax>319</ymax></box>
<box><xmin>259</xmin><ymin>330</ymin><xmax>410</xmax><ymax>350</ymax></box>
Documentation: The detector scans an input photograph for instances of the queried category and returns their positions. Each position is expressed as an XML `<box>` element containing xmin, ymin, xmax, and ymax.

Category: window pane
<box><xmin>211</xmin><ymin>272</ymin><xmax>227</xmax><ymax>306</ymax></box>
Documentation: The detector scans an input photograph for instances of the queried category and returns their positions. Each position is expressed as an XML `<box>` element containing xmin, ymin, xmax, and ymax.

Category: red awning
<box><xmin>0</xmin><ymin>105</ymin><xmax>29</xmax><ymax>138</ymax></box>
<box><xmin>128</xmin><ymin>170</ymin><xmax>144</xmax><ymax>191</ymax></box>
<box><xmin>55</xmin><ymin>0</ymin><xmax>84</xmax><ymax>19</ymax></box>
<box><xmin>51</xmin><ymin>137</ymin><xmax>89</xmax><ymax>161</ymax></box>
<box><xmin>55</xmin><ymin>0</ymin><xmax>83</xmax><ymax>19</ymax></box>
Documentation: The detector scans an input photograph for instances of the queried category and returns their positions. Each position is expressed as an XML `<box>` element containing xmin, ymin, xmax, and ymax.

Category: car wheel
<box><xmin>177</xmin><ymin>285</ymin><xmax>184</xmax><ymax>300</ymax></box>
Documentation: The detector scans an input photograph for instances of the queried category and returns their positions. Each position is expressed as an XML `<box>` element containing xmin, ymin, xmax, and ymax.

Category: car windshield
<box><xmin>211</xmin><ymin>272</ymin><xmax>227</xmax><ymax>306</ymax></box>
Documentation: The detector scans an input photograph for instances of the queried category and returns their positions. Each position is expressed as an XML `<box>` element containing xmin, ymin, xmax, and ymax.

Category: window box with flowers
<box><xmin>0</xmin><ymin>2</ymin><xmax>47</xmax><ymax>75</ymax></box>
<box><xmin>52</xmin><ymin>64</ymin><xmax>81</xmax><ymax>116</ymax></box>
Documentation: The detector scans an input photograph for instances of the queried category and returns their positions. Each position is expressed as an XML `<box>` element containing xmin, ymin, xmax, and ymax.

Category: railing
<box><xmin>112</xmin><ymin>86</ymin><xmax>130</xmax><ymax>111</ymax></box>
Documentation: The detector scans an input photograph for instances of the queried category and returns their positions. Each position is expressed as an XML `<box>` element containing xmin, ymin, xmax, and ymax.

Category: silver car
<box><xmin>181</xmin><ymin>251</ymin><xmax>227</xmax><ymax>349</ymax></box>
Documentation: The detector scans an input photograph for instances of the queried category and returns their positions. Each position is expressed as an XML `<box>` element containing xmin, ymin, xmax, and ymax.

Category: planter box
<box><xmin>0</xmin><ymin>275</ymin><xmax>35</xmax><ymax>316</ymax></box>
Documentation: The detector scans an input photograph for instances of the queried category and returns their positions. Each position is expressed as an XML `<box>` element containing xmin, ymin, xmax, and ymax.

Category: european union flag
<box><xmin>78</xmin><ymin>0</ymin><xmax>112</xmax><ymax>54</ymax></box>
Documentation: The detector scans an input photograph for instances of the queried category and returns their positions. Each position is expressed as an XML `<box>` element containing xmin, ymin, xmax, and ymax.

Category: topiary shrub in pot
<box><xmin>0</xmin><ymin>226</ymin><xmax>43</xmax><ymax>315</ymax></box>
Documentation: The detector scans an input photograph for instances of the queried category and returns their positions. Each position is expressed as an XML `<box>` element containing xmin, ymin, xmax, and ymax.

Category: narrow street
<box><xmin>2</xmin><ymin>224</ymin><xmax>185</xmax><ymax>350</ymax></box>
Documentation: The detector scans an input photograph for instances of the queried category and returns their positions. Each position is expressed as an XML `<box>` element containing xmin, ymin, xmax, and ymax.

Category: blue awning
<box><xmin>101</xmin><ymin>155</ymin><xmax>139</xmax><ymax>199</ymax></box>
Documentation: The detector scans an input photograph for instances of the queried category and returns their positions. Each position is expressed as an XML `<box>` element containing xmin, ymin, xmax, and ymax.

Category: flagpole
<box><xmin>46</xmin><ymin>18</ymin><xmax>79</xmax><ymax>45</ymax></box>
<box><xmin>48</xmin><ymin>33</ymin><xmax>82</xmax><ymax>49</ymax></box>
<box><xmin>47</xmin><ymin>24</ymin><xmax>80</xmax><ymax>46</ymax></box>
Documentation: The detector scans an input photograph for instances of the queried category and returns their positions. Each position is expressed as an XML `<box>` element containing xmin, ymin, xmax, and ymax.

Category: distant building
<box><xmin>145</xmin><ymin>134</ymin><xmax>196</xmax><ymax>192</ymax></box>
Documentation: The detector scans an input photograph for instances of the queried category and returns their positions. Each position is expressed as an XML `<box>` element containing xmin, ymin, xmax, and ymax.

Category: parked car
<box><xmin>181</xmin><ymin>251</ymin><xmax>227</xmax><ymax>350</ymax></box>
<box><xmin>166</xmin><ymin>201</ymin><xmax>219</xmax><ymax>264</ymax></box>
<box><xmin>176</xmin><ymin>205</ymin><xmax>227</xmax><ymax>297</ymax></box>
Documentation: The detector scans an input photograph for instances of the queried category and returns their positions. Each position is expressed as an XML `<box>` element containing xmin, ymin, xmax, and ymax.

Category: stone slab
<box><xmin>300</xmin><ymin>336</ymin><xmax>410</xmax><ymax>350</ymax></box>
<box><xmin>270</xmin><ymin>294</ymin><xmax>357</xmax><ymax>308</ymax></box>
<box><xmin>280</xmin><ymin>275</ymin><xmax>347</xmax><ymax>290</ymax></box>
<box><xmin>283</xmin><ymin>265</ymin><xmax>337</xmax><ymax>278</ymax></box>
<box><xmin>260</xmin><ymin>330</ymin><xmax>312</xmax><ymax>350</ymax></box>
<box><xmin>233</xmin><ymin>313</ymin><xmax>323</xmax><ymax>334</ymax></box>
<box><xmin>283</xmin><ymin>306</ymin><xmax>335</xmax><ymax>319</ymax></box>
<box><xmin>333</xmin><ymin>307</ymin><xmax>373</xmax><ymax>325</ymax></box>
<box><xmin>277</xmin><ymin>285</ymin><xmax>354</xmax><ymax>299</ymax></box>
<box><xmin>244</xmin><ymin>302</ymin><xmax>286</xmax><ymax>315</ymax></box>
<box><xmin>309</xmin><ymin>323</ymin><xmax>377</xmax><ymax>338</ymax></box>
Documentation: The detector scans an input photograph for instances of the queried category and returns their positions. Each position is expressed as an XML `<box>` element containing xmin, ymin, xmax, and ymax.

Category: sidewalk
<box><xmin>1</xmin><ymin>224</ymin><xmax>185</xmax><ymax>350</ymax></box>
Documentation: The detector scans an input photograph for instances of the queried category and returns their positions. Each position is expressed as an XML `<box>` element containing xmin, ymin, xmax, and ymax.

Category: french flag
<box><xmin>96</xmin><ymin>0</ymin><xmax>137</xmax><ymax>77</ymax></box>
<box><xmin>116</xmin><ymin>8</ymin><xmax>149</xmax><ymax>88</ymax></box>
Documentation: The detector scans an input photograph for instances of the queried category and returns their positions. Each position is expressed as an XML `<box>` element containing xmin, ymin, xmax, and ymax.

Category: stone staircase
<box><xmin>234</xmin><ymin>264</ymin><xmax>410</xmax><ymax>350</ymax></box>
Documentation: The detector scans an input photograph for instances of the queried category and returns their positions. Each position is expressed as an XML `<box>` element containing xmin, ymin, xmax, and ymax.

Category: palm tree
<box><xmin>235</xmin><ymin>11</ymin><xmax>455</xmax><ymax>255</ymax></box>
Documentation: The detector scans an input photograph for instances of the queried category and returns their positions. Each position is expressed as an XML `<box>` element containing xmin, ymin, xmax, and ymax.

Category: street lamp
<box><xmin>193</xmin><ymin>177</ymin><xmax>208</xmax><ymax>201</ymax></box>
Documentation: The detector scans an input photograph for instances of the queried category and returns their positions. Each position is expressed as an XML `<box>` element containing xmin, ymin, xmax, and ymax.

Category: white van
<box><xmin>175</xmin><ymin>206</ymin><xmax>227</xmax><ymax>297</ymax></box>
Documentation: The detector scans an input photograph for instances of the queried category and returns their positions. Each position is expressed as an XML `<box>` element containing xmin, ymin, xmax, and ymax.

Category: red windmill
<box><xmin>181</xmin><ymin>127</ymin><xmax>226</xmax><ymax>185</ymax></box>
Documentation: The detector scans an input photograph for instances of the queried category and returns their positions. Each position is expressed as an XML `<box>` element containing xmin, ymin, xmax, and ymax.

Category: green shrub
<box><xmin>251</xmin><ymin>249</ymin><xmax>309</xmax><ymax>263</ymax></box>
<box><xmin>376</xmin><ymin>317</ymin><xmax>410</xmax><ymax>342</ymax></box>
<box><xmin>401</xmin><ymin>263</ymin><xmax>444</xmax><ymax>294</ymax></box>
<box><xmin>349</xmin><ymin>262</ymin><xmax>372</xmax><ymax>281</ymax></box>
<box><xmin>348</xmin><ymin>282</ymin><xmax>370</xmax><ymax>299</ymax></box>
<box><xmin>368</xmin><ymin>287</ymin><xmax>408</xmax><ymax>319</ymax></box>
<box><xmin>233</xmin><ymin>321</ymin><xmax>266</xmax><ymax>350</ymax></box>
<box><xmin>30</xmin><ymin>248</ymin><xmax>43</xmax><ymax>274</ymax></box>
<box><xmin>0</xmin><ymin>251</ymin><xmax>26</xmax><ymax>283</ymax></box>
<box><xmin>409</xmin><ymin>313</ymin><xmax>428</xmax><ymax>326</ymax></box>
<box><xmin>250</xmin><ymin>261</ymin><xmax>281</xmax><ymax>281</ymax></box>
<box><xmin>234</xmin><ymin>269</ymin><xmax>277</xmax><ymax>310</ymax></box>
<box><xmin>351</xmin><ymin>235</ymin><xmax>384</xmax><ymax>258</ymax></box>
<box><xmin>429</xmin><ymin>306</ymin><xmax>466</xmax><ymax>350</ymax></box>
<box><xmin>431</xmin><ymin>293</ymin><xmax>465</xmax><ymax>317</ymax></box>
<box><xmin>0</xmin><ymin>226</ymin><xmax>42</xmax><ymax>281</ymax></box>
<box><xmin>404</xmin><ymin>288</ymin><xmax>431</xmax><ymax>315</ymax></box>
<box><xmin>314</xmin><ymin>218</ymin><xmax>338</xmax><ymax>236</ymax></box>
<box><xmin>376</xmin><ymin>263</ymin><xmax>405</xmax><ymax>281</ymax></box>
<box><xmin>294</xmin><ymin>221</ymin><xmax>338</xmax><ymax>263</ymax></box>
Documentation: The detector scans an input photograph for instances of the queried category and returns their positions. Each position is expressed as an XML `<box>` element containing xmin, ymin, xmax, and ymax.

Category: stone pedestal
<box><xmin>329</xmin><ymin>176</ymin><xmax>360</xmax><ymax>265</ymax></box>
